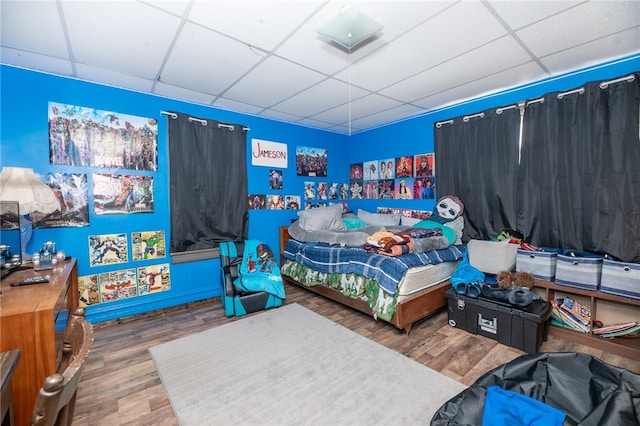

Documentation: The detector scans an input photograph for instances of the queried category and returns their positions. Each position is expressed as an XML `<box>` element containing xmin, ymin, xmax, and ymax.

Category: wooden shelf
<box><xmin>534</xmin><ymin>278</ymin><xmax>640</xmax><ymax>359</ymax></box>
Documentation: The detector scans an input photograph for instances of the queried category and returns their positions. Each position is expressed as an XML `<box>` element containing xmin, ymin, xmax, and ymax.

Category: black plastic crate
<box><xmin>445</xmin><ymin>289</ymin><xmax>551</xmax><ymax>353</ymax></box>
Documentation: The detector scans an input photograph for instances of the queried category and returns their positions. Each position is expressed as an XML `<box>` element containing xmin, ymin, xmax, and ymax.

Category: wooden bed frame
<box><xmin>279</xmin><ymin>226</ymin><xmax>450</xmax><ymax>334</ymax></box>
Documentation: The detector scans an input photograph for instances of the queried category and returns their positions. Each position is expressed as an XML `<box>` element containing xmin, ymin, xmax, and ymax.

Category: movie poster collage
<box><xmin>46</xmin><ymin>101</ymin><xmax>171</xmax><ymax>306</ymax></box>
<box><xmin>349</xmin><ymin>153</ymin><xmax>435</xmax><ymax>201</ymax></box>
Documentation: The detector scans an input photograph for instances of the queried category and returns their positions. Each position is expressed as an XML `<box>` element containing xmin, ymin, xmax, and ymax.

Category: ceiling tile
<box><xmin>271</xmin><ymin>78</ymin><xmax>367</xmax><ymax>117</ymax></box>
<box><xmin>75</xmin><ymin>64</ymin><xmax>156</xmax><ymax>93</ymax></box>
<box><xmin>1</xmin><ymin>48</ymin><xmax>73</xmax><ymax>76</ymax></box>
<box><xmin>154</xmin><ymin>81</ymin><xmax>217</xmax><ymax>106</ymax></box>
<box><xmin>487</xmin><ymin>0</ymin><xmax>578</xmax><ymax>30</ymax></box>
<box><xmin>212</xmin><ymin>97</ymin><xmax>265</xmax><ymax>115</ymax></box>
<box><xmin>62</xmin><ymin>1</ymin><xmax>181</xmax><ymax>79</ymax></box>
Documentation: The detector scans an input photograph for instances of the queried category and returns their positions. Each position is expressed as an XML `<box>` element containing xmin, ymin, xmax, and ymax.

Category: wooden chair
<box><xmin>30</xmin><ymin>308</ymin><xmax>93</xmax><ymax>426</ymax></box>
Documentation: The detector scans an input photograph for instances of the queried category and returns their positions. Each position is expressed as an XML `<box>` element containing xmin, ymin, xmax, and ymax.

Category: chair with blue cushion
<box><xmin>219</xmin><ymin>240</ymin><xmax>285</xmax><ymax>317</ymax></box>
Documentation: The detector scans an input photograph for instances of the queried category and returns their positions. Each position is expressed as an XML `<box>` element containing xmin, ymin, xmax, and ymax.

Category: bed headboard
<box><xmin>279</xmin><ymin>226</ymin><xmax>291</xmax><ymax>264</ymax></box>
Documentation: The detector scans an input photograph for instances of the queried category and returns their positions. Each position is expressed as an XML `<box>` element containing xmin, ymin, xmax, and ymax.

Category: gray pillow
<box><xmin>297</xmin><ymin>204</ymin><xmax>346</xmax><ymax>232</ymax></box>
<box><xmin>288</xmin><ymin>221</ymin><xmax>376</xmax><ymax>246</ymax></box>
<box><xmin>357</xmin><ymin>209</ymin><xmax>401</xmax><ymax>226</ymax></box>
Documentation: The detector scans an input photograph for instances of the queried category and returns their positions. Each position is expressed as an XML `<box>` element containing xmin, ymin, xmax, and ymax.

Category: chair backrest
<box><xmin>31</xmin><ymin>307</ymin><xmax>94</xmax><ymax>426</ymax></box>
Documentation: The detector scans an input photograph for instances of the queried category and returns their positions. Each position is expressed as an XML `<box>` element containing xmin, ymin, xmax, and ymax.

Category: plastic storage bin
<box><xmin>445</xmin><ymin>289</ymin><xmax>552</xmax><ymax>353</ymax></box>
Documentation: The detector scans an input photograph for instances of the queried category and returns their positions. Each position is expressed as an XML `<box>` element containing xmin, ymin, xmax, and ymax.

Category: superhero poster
<box><xmin>131</xmin><ymin>230</ymin><xmax>166</xmax><ymax>261</ymax></box>
<box><xmin>138</xmin><ymin>263</ymin><xmax>170</xmax><ymax>296</ymax></box>
<box><xmin>99</xmin><ymin>268</ymin><xmax>138</xmax><ymax>303</ymax></box>
<box><xmin>31</xmin><ymin>173</ymin><xmax>90</xmax><ymax>229</ymax></box>
<box><xmin>89</xmin><ymin>233</ymin><xmax>129</xmax><ymax>267</ymax></box>
<box><xmin>93</xmin><ymin>173</ymin><xmax>154</xmax><ymax>215</ymax></box>
<box><xmin>296</xmin><ymin>146</ymin><xmax>327</xmax><ymax>177</ymax></box>
<box><xmin>78</xmin><ymin>274</ymin><xmax>100</xmax><ymax>307</ymax></box>
<box><xmin>48</xmin><ymin>101</ymin><xmax>158</xmax><ymax>170</ymax></box>
<box><xmin>248</xmin><ymin>194</ymin><xmax>266</xmax><ymax>210</ymax></box>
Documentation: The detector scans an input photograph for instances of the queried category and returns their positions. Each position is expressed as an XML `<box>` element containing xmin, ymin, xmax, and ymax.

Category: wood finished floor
<box><xmin>73</xmin><ymin>283</ymin><xmax>640</xmax><ymax>425</ymax></box>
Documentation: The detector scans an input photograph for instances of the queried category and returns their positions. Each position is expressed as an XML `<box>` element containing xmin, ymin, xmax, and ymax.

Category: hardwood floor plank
<box><xmin>73</xmin><ymin>283</ymin><xmax>640</xmax><ymax>424</ymax></box>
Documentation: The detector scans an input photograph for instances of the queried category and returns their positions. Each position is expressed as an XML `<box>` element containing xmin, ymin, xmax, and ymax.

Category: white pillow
<box><xmin>297</xmin><ymin>204</ymin><xmax>346</xmax><ymax>232</ymax></box>
<box><xmin>357</xmin><ymin>209</ymin><xmax>401</xmax><ymax>226</ymax></box>
<box><xmin>400</xmin><ymin>216</ymin><xmax>422</xmax><ymax>226</ymax></box>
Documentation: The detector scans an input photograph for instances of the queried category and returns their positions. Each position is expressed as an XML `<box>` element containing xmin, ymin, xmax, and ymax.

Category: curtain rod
<box><xmin>463</xmin><ymin>112</ymin><xmax>484</xmax><ymax>122</ymax></box>
<box><xmin>160</xmin><ymin>111</ymin><xmax>250</xmax><ymax>131</ymax></box>
<box><xmin>600</xmin><ymin>74</ymin><xmax>635</xmax><ymax>89</ymax></box>
<box><xmin>434</xmin><ymin>119</ymin><xmax>453</xmax><ymax>128</ymax></box>
<box><xmin>557</xmin><ymin>87</ymin><xmax>584</xmax><ymax>99</ymax></box>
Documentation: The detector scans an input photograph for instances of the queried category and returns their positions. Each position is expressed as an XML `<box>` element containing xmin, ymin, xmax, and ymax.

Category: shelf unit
<box><xmin>534</xmin><ymin>279</ymin><xmax>640</xmax><ymax>359</ymax></box>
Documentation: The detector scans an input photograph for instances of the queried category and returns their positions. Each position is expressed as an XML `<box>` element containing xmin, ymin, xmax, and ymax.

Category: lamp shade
<box><xmin>0</xmin><ymin>167</ymin><xmax>60</xmax><ymax>215</ymax></box>
<box><xmin>317</xmin><ymin>5</ymin><xmax>383</xmax><ymax>49</ymax></box>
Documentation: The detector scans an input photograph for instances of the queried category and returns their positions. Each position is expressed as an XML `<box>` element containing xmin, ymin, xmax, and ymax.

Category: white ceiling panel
<box><xmin>2</xmin><ymin>0</ymin><xmax>638</xmax><ymax>134</ymax></box>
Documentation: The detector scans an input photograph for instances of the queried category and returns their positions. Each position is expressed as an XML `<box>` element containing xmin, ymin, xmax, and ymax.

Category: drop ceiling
<box><xmin>1</xmin><ymin>0</ymin><xmax>639</xmax><ymax>135</ymax></box>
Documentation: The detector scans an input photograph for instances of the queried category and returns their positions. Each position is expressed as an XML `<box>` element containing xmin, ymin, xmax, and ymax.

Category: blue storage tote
<box><xmin>600</xmin><ymin>259</ymin><xmax>640</xmax><ymax>300</ymax></box>
<box><xmin>554</xmin><ymin>251</ymin><xmax>603</xmax><ymax>291</ymax></box>
<box><xmin>516</xmin><ymin>248</ymin><xmax>559</xmax><ymax>281</ymax></box>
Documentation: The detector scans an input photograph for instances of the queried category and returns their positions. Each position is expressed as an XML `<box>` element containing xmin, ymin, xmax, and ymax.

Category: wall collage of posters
<box><xmin>47</xmin><ymin>102</ymin><xmax>169</xmax><ymax>307</ymax></box>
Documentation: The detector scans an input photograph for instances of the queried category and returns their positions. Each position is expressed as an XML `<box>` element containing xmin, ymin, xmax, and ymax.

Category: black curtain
<box><xmin>518</xmin><ymin>73</ymin><xmax>640</xmax><ymax>261</ymax></box>
<box><xmin>168</xmin><ymin>113</ymin><xmax>248</xmax><ymax>253</ymax></box>
<box><xmin>434</xmin><ymin>106</ymin><xmax>521</xmax><ymax>241</ymax></box>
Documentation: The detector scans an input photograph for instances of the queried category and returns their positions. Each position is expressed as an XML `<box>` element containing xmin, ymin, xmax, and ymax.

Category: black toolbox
<box><xmin>445</xmin><ymin>288</ymin><xmax>552</xmax><ymax>353</ymax></box>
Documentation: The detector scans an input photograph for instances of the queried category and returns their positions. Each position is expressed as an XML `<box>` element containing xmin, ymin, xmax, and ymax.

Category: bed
<box><xmin>279</xmin><ymin>221</ymin><xmax>463</xmax><ymax>333</ymax></box>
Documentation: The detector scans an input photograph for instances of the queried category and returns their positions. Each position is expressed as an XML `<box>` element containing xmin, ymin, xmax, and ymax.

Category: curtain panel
<box><xmin>168</xmin><ymin>113</ymin><xmax>248</xmax><ymax>255</ymax></box>
<box><xmin>519</xmin><ymin>73</ymin><xmax>640</xmax><ymax>261</ymax></box>
<box><xmin>434</xmin><ymin>106</ymin><xmax>521</xmax><ymax>241</ymax></box>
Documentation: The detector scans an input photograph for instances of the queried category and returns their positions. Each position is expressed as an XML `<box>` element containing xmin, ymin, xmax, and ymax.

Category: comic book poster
<box><xmin>395</xmin><ymin>178</ymin><xmax>414</xmax><ymax>199</ymax></box>
<box><xmin>296</xmin><ymin>146</ymin><xmax>327</xmax><ymax>177</ymax></box>
<box><xmin>303</xmin><ymin>181</ymin><xmax>316</xmax><ymax>200</ymax></box>
<box><xmin>415</xmin><ymin>153</ymin><xmax>434</xmax><ymax>177</ymax></box>
<box><xmin>132</xmin><ymin>230</ymin><xmax>166</xmax><ymax>261</ymax></box>
<box><xmin>414</xmin><ymin>177</ymin><xmax>435</xmax><ymax>199</ymax></box>
<box><xmin>350</xmin><ymin>163</ymin><xmax>363</xmax><ymax>181</ymax></box>
<box><xmin>138</xmin><ymin>263</ymin><xmax>170</xmax><ymax>296</ymax></box>
<box><xmin>99</xmin><ymin>268</ymin><xmax>137</xmax><ymax>303</ymax></box>
<box><xmin>267</xmin><ymin>195</ymin><xmax>284</xmax><ymax>210</ymax></box>
<box><xmin>317</xmin><ymin>182</ymin><xmax>328</xmax><ymax>200</ymax></box>
<box><xmin>269</xmin><ymin>169</ymin><xmax>283</xmax><ymax>189</ymax></box>
<box><xmin>93</xmin><ymin>173</ymin><xmax>154</xmax><ymax>215</ymax></box>
<box><xmin>396</xmin><ymin>156</ymin><xmax>414</xmax><ymax>177</ymax></box>
<box><xmin>285</xmin><ymin>195</ymin><xmax>301</xmax><ymax>210</ymax></box>
<box><xmin>89</xmin><ymin>233</ymin><xmax>128</xmax><ymax>266</ymax></box>
<box><xmin>363</xmin><ymin>160</ymin><xmax>379</xmax><ymax>180</ymax></box>
<box><xmin>328</xmin><ymin>183</ymin><xmax>339</xmax><ymax>200</ymax></box>
<box><xmin>31</xmin><ymin>173</ymin><xmax>90</xmax><ymax>228</ymax></box>
<box><xmin>248</xmin><ymin>194</ymin><xmax>266</xmax><ymax>210</ymax></box>
<box><xmin>78</xmin><ymin>274</ymin><xmax>100</xmax><ymax>307</ymax></box>
<box><xmin>49</xmin><ymin>101</ymin><xmax>158</xmax><ymax>170</ymax></box>
<box><xmin>304</xmin><ymin>202</ymin><xmax>317</xmax><ymax>209</ymax></box>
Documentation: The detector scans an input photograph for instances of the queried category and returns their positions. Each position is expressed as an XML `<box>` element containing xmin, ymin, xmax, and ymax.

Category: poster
<box><xmin>131</xmin><ymin>230</ymin><xmax>166</xmax><ymax>261</ymax></box>
<box><xmin>99</xmin><ymin>268</ymin><xmax>137</xmax><ymax>303</ymax></box>
<box><xmin>138</xmin><ymin>263</ymin><xmax>171</xmax><ymax>295</ymax></box>
<box><xmin>49</xmin><ymin>101</ymin><xmax>158</xmax><ymax>170</ymax></box>
<box><xmin>89</xmin><ymin>233</ymin><xmax>129</xmax><ymax>266</ymax></box>
<box><xmin>296</xmin><ymin>146</ymin><xmax>327</xmax><ymax>177</ymax></box>
<box><xmin>93</xmin><ymin>173</ymin><xmax>154</xmax><ymax>215</ymax></box>
<box><xmin>415</xmin><ymin>153</ymin><xmax>434</xmax><ymax>177</ymax></box>
<box><xmin>251</xmin><ymin>139</ymin><xmax>288</xmax><ymax>168</ymax></box>
<box><xmin>285</xmin><ymin>195</ymin><xmax>301</xmax><ymax>209</ymax></box>
<box><xmin>31</xmin><ymin>173</ymin><xmax>89</xmax><ymax>228</ymax></box>
<box><xmin>78</xmin><ymin>274</ymin><xmax>100</xmax><ymax>307</ymax></box>
<box><xmin>248</xmin><ymin>194</ymin><xmax>266</xmax><ymax>210</ymax></box>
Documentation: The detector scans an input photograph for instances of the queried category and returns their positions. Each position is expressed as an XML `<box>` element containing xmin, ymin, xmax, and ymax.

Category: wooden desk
<box><xmin>1</xmin><ymin>350</ymin><xmax>20</xmax><ymax>426</ymax></box>
<box><xmin>0</xmin><ymin>259</ymin><xmax>78</xmax><ymax>426</ymax></box>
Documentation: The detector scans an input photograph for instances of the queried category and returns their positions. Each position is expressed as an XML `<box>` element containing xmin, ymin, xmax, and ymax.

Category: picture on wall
<box><xmin>0</xmin><ymin>202</ymin><xmax>19</xmax><ymax>229</ymax></box>
<box><xmin>304</xmin><ymin>202</ymin><xmax>317</xmax><ymax>209</ymax></box>
<box><xmin>248</xmin><ymin>194</ymin><xmax>266</xmax><ymax>210</ymax></box>
<box><xmin>303</xmin><ymin>181</ymin><xmax>316</xmax><ymax>200</ymax></box>
<box><xmin>377</xmin><ymin>207</ymin><xmax>432</xmax><ymax>220</ymax></box>
<box><xmin>414</xmin><ymin>177</ymin><xmax>435</xmax><ymax>199</ymax></box>
<box><xmin>363</xmin><ymin>181</ymin><xmax>378</xmax><ymax>199</ymax></box>
<box><xmin>269</xmin><ymin>169</ymin><xmax>283</xmax><ymax>189</ymax></box>
<box><xmin>48</xmin><ymin>101</ymin><xmax>158</xmax><ymax>170</ymax></box>
<box><xmin>339</xmin><ymin>183</ymin><xmax>350</xmax><ymax>200</ymax></box>
<box><xmin>378</xmin><ymin>179</ymin><xmax>394</xmax><ymax>199</ymax></box>
<box><xmin>415</xmin><ymin>153</ymin><xmax>434</xmax><ymax>176</ymax></box>
<box><xmin>296</xmin><ymin>146</ymin><xmax>327</xmax><ymax>177</ymax></box>
<box><xmin>31</xmin><ymin>172</ymin><xmax>89</xmax><ymax>229</ymax></box>
<box><xmin>89</xmin><ymin>232</ymin><xmax>129</xmax><ymax>266</ymax></box>
<box><xmin>317</xmin><ymin>182</ymin><xmax>328</xmax><ymax>200</ymax></box>
<box><xmin>267</xmin><ymin>194</ymin><xmax>284</xmax><ymax>210</ymax></box>
<box><xmin>78</xmin><ymin>274</ymin><xmax>100</xmax><ymax>307</ymax></box>
<box><xmin>395</xmin><ymin>156</ymin><xmax>414</xmax><ymax>178</ymax></box>
<box><xmin>138</xmin><ymin>263</ymin><xmax>170</xmax><ymax>296</ymax></box>
<box><xmin>131</xmin><ymin>230</ymin><xmax>166</xmax><ymax>261</ymax></box>
<box><xmin>350</xmin><ymin>181</ymin><xmax>363</xmax><ymax>199</ymax></box>
<box><xmin>285</xmin><ymin>195</ymin><xmax>301</xmax><ymax>209</ymax></box>
<box><xmin>99</xmin><ymin>268</ymin><xmax>138</xmax><ymax>303</ymax></box>
<box><xmin>93</xmin><ymin>173</ymin><xmax>154</xmax><ymax>215</ymax></box>
<box><xmin>328</xmin><ymin>183</ymin><xmax>339</xmax><ymax>200</ymax></box>
<box><xmin>350</xmin><ymin>163</ymin><xmax>363</xmax><ymax>181</ymax></box>
<box><xmin>379</xmin><ymin>159</ymin><xmax>394</xmax><ymax>179</ymax></box>
<box><xmin>363</xmin><ymin>160</ymin><xmax>379</xmax><ymax>180</ymax></box>
<box><xmin>395</xmin><ymin>178</ymin><xmax>414</xmax><ymax>199</ymax></box>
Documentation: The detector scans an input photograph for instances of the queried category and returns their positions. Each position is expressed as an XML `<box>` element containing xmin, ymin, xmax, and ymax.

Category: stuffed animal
<box><xmin>430</xmin><ymin>195</ymin><xmax>464</xmax><ymax>224</ymax></box>
<box><xmin>497</xmin><ymin>270</ymin><xmax>535</xmax><ymax>290</ymax></box>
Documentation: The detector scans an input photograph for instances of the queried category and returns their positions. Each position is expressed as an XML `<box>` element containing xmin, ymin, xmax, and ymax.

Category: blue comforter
<box><xmin>283</xmin><ymin>239</ymin><xmax>463</xmax><ymax>295</ymax></box>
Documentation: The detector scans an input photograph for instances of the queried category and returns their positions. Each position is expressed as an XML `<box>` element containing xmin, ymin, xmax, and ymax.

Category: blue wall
<box><xmin>0</xmin><ymin>65</ymin><xmax>347</xmax><ymax>322</ymax></box>
<box><xmin>1</xmin><ymin>54</ymin><xmax>637</xmax><ymax>323</ymax></box>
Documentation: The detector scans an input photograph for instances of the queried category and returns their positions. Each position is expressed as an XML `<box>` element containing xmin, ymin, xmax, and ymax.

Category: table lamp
<box><xmin>0</xmin><ymin>167</ymin><xmax>60</xmax><ymax>260</ymax></box>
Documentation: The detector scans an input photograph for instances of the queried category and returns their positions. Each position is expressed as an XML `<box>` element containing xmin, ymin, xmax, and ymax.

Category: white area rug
<box><xmin>149</xmin><ymin>303</ymin><xmax>466</xmax><ymax>425</ymax></box>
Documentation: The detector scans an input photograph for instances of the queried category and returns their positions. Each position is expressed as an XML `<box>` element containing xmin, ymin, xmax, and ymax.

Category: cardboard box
<box><xmin>445</xmin><ymin>289</ymin><xmax>551</xmax><ymax>353</ymax></box>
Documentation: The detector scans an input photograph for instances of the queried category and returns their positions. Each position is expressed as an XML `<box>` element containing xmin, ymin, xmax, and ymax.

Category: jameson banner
<box><xmin>251</xmin><ymin>138</ymin><xmax>288</xmax><ymax>168</ymax></box>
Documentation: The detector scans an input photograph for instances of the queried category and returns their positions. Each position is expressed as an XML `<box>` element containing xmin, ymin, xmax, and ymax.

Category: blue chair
<box><xmin>219</xmin><ymin>240</ymin><xmax>285</xmax><ymax>317</ymax></box>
